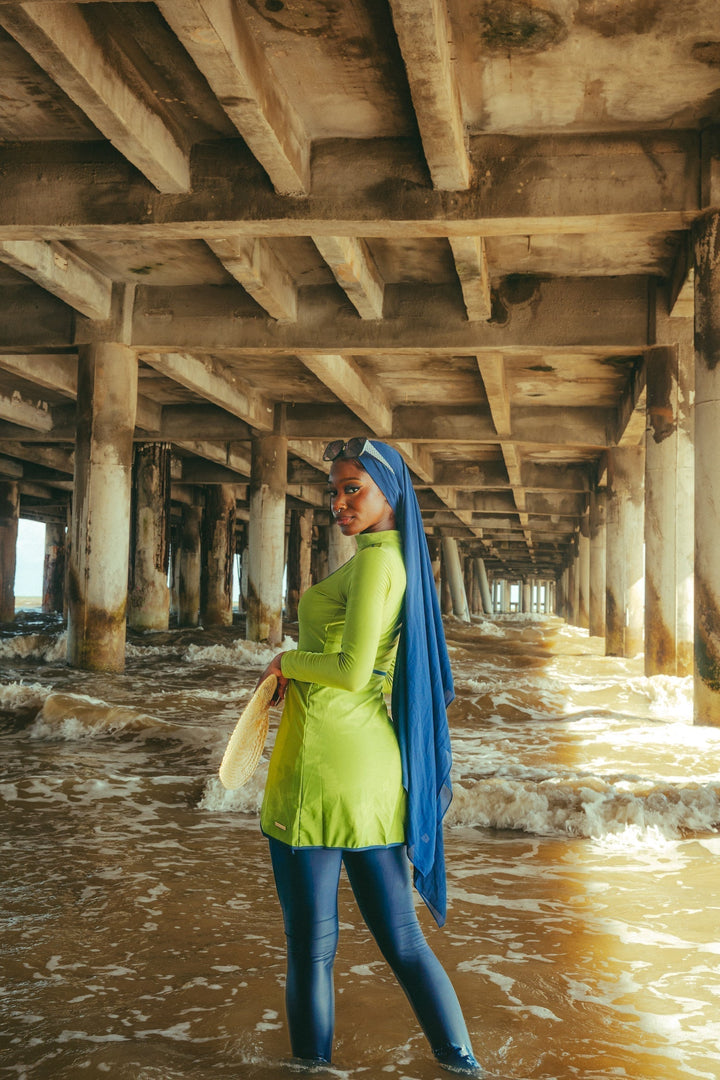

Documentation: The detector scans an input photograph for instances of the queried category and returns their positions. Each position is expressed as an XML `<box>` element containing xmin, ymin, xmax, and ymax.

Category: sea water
<box><xmin>1</xmin><ymin>612</ymin><xmax>719</xmax><ymax>1080</ymax></box>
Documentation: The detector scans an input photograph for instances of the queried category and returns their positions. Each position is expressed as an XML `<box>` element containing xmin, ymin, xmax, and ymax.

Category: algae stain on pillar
<box><xmin>693</xmin><ymin>210</ymin><xmax>720</xmax><ymax>723</ymax></box>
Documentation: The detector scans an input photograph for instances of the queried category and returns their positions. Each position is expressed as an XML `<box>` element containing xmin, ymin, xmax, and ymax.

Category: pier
<box><xmin>0</xmin><ymin>1</ymin><xmax>718</xmax><ymax>721</ymax></box>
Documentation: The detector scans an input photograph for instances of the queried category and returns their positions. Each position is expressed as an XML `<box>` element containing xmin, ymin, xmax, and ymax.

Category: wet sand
<box><xmin>2</xmin><ymin>614</ymin><xmax>719</xmax><ymax>1079</ymax></box>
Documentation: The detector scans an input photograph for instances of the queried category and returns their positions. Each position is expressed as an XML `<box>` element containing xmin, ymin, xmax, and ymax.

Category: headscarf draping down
<box><xmin>358</xmin><ymin>440</ymin><xmax>454</xmax><ymax>926</ymax></box>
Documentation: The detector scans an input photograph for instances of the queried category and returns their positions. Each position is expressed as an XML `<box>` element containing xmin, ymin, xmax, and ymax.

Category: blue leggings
<box><xmin>268</xmin><ymin>838</ymin><xmax>473</xmax><ymax>1063</ymax></box>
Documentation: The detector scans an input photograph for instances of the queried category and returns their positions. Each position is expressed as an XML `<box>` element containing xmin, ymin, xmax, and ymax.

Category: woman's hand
<box><xmin>256</xmin><ymin>652</ymin><xmax>289</xmax><ymax>706</ymax></box>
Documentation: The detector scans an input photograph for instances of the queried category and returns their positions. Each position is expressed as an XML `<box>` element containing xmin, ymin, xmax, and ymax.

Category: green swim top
<box><xmin>260</xmin><ymin>529</ymin><xmax>407</xmax><ymax>849</ymax></box>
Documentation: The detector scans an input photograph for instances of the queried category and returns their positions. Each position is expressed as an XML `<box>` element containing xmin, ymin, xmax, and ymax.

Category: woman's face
<box><xmin>328</xmin><ymin>458</ymin><xmax>396</xmax><ymax>535</ymax></box>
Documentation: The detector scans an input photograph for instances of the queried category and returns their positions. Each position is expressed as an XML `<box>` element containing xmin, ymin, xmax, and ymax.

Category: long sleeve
<box><xmin>281</xmin><ymin>544</ymin><xmax>396</xmax><ymax>692</ymax></box>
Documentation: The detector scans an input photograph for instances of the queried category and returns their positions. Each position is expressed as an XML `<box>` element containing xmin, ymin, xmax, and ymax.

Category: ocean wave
<box><xmin>448</xmin><ymin>773</ymin><xmax>720</xmax><ymax>840</ymax></box>
<box><xmin>183</xmin><ymin>635</ymin><xmax>296</xmax><ymax>668</ymax></box>
<box><xmin>0</xmin><ymin>680</ymin><xmax>50</xmax><ymax>713</ymax></box>
<box><xmin>0</xmin><ymin>631</ymin><xmax>67</xmax><ymax>662</ymax></box>
<box><xmin>28</xmin><ymin>692</ymin><xmax>174</xmax><ymax>740</ymax></box>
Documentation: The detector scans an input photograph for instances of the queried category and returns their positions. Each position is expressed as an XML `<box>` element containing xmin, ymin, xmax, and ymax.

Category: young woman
<box><xmin>257</xmin><ymin>438</ymin><xmax>481</xmax><ymax>1076</ymax></box>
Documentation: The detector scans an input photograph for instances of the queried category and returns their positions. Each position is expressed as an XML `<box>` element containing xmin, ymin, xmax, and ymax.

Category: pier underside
<box><xmin>0</xmin><ymin>0</ymin><xmax>719</xmax><ymax>719</ymax></box>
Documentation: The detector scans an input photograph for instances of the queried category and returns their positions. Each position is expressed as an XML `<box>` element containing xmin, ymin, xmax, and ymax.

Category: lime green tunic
<box><xmin>260</xmin><ymin>530</ymin><xmax>407</xmax><ymax>849</ymax></box>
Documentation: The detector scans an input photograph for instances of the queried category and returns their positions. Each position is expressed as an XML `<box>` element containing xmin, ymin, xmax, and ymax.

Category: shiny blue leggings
<box><xmin>268</xmin><ymin>838</ymin><xmax>473</xmax><ymax>1063</ymax></box>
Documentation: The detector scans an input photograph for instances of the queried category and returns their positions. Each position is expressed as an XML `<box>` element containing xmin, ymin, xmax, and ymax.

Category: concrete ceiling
<box><xmin>0</xmin><ymin>0</ymin><xmax>715</xmax><ymax>576</ymax></box>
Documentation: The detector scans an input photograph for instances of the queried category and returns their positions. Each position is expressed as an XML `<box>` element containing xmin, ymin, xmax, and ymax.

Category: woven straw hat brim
<box><xmin>218</xmin><ymin>674</ymin><xmax>278</xmax><ymax>790</ymax></box>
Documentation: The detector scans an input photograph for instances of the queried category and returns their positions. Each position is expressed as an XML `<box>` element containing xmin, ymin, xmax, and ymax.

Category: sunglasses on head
<box><xmin>322</xmin><ymin>437</ymin><xmax>370</xmax><ymax>462</ymax></box>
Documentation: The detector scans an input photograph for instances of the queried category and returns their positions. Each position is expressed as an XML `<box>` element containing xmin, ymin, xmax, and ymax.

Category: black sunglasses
<box><xmin>322</xmin><ymin>437</ymin><xmax>370</xmax><ymax>462</ymax></box>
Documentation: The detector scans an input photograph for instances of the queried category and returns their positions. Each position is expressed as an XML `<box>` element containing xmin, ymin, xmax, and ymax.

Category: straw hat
<box><xmin>218</xmin><ymin>674</ymin><xmax>278</xmax><ymax>790</ymax></box>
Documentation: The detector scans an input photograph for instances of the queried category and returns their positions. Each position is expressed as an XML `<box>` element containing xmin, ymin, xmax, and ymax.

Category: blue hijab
<box><xmin>357</xmin><ymin>440</ymin><xmax>454</xmax><ymax>926</ymax></box>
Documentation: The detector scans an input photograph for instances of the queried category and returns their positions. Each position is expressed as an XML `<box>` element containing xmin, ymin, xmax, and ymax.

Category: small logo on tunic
<box><xmin>274</xmin><ymin>821</ymin><xmax>287</xmax><ymax>831</ymax></box>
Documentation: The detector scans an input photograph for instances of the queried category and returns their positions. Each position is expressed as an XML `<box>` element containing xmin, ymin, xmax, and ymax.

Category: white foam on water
<box><xmin>183</xmin><ymin>635</ymin><xmax>296</xmax><ymax>668</ymax></box>
<box><xmin>0</xmin><ymin>631</ymin><xmax>67</xmax><ymax>662</ymax></box>
<box><xmin>0</xmin><ymin>680</ymin><xmax>50</xmax><ymax>711</ymax></box>
<box><xmin>27</xmin><ymin>692</ymin><xmax>172</xmax><ymax>740</ymax></box>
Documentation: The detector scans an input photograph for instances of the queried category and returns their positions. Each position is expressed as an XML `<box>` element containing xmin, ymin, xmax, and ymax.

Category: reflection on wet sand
<box><xmin>2</xmin><ymin>613</ymin><xmax>719</xmax><ymax>1079</ymax></box>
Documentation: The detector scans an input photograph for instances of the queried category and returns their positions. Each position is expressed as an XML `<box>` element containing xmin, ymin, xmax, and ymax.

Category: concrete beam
<box><xmin>0</xmin><ymin>443</ymin><xmax>74</xmax><ymax>475</ymax></box>
<box><xmin>0</xmin><ymin>4</ymin><xmax>190</xmax><ymax>193</ymax></box>
<box><xmin>0</xmin><ymin>134</ymin><xmax>696</xmax><ymax>240</ymax></box>
<box><xmin>208</xmin><ymin>237</ymin><xmax>297</xmax><ymax>321</ymax></box>
<box><xmin>0</xmin><ymin>353</ymin><xmax>77</xmax><ymax>398</ymax></box>
<box><xmin>175</xmin><ymin>439</ymin><xmax>251</xmax><ymax>477</ymax></box>
<box><xmin>156</xmin><ymin>0</ymin><xmax>309</xmax><ymax>195</ymax></box>
<box><xmin>0</xmin><ymin>241</ymin><xmax>112</xmax><ymax>320</ymax></box>
<box><xmin>615</xmin><ymin>355</ymin><xmax>648</xmax><ymax>446</ymax></box>
<box><xmin>312</xmin><ymin>236</ymin><xmax>385</xmax><ymax>320</ymax></box>
<box><xmin>0</xmin><ymin>389</ymin><xmax>53</xmax><ymax>432</ymax></box>
<box><xmin>140</xmin><ymin>352</ymin><xmax>274</xmax><ymax>431</ymax></box>
<box><xmin>388</xmin><ymin>0</ymin><xmax>469</xmax><ymax>190</ymax></box>
<box><xmin>299</xmin><ymin>354</ymin><xmax>393</xmax><ymax>437</ymax></box>
<box><xmin>131</xmin><ymin>279</ymin><xmax>650</xmax><ymax>353</ymax></box>
<box><xmin>450</xmin><ymin>237</ymin><xmax>491</xmax><ymax>321</ymax></box>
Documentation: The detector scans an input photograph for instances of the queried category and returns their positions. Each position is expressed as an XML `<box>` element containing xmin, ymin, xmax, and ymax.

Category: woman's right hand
<box><xmin>256</xmin><ymin>652</ymin><xmax>289</xmax><ymax>706</ymax></box>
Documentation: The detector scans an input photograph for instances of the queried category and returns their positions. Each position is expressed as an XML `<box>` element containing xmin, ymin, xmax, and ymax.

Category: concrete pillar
<box><xmin>549</xmin><ymin>580</ymin><xmax>556</xmax><ymax>614</ymax></box>
<box><xmin>328</xmin><ymin>523</ymin><xmax>357</xmax><ymax>573</ymax></box>
<box><xmin>605</xmin><ymin>446</ymin><xmax>645</xmax><ymax>658</ymax></box>
<box><xmin>247</xmin><ymin>435</ymin><xmax>287</xmax><ymax>644</ymax></box>
<box><xmin>178</xmin><ymin>503</ymin><xmax>202</xmax><ymax>627</ymax></box>
<box><xmin>475</xmin><ymin>557</ymin><xmax>492</xmax><ymax>614</ymax></box>
<box><xmin>428</xmin><ymin>537</ymin><xmax>442</xmax><ymax>603</ymax></box>
<box><xmin>589</xmin><ymin>489</ymin><xmax>607</xmax><ymax>637</ymax></box>
<box><xmin>578</xmin><ymin>512</ymin><xmax>590</xmax><ymax>629</ymax></box>
<box><xmin>67</xmin><ymin>343</ymin><xmax>137</xmax><ymax>672</ymax></box>
<box><xmin>0</xmin><ymin>481</ymin><xmax>19</xmax><ymax>621</ymax></box>
<box><xmin>694</xmin><ymin>211</ymin><xmax>720</xmax><ymax>722</ymax></box>
<box><xmin>128</xmin><ymin>443</ymin><xmax>171</xmax><ymax>631</ymax></box>
<box><xmin>312</xmin><ymin>521</ymin><xmax>330</xmax><ymax>585</ymax></box>
<box><xmin>201</xmin><ymin>485</ymin><xmax>236</xmax><ymax>627</ymax></box>
<box><xmin>286</xmin><ymin>507</ymin><xmax>313</xmax><ymax>622</ymax></box>
<box><xmin>567</xmin><ymin>553</ymin><xmax>577</xmax><ymax>626</ymax></box>
<box><xmin>169</xmin><ymin>522</ymin><xmax>180</xmax><ymax>622</ymax></box>
<box><xmin>653</xmin><ymin>291</ymin><xmax>695</xmax><ymax>677</ymax></box>
<box><xmin>42</xmin><ymin>522</ymin><xmax>65</xmax><ymax>615</ymax></box>
<box><xmin>522</xmin><ymin>579</ymin><xmax>531</xmax><ymax>613</ymax></box>
<box><xmin>441</xmin><ymin>536</ymin><xmax>470</xmax><ymax>621</ymax></box>
<box><xmin>645</xmin><ymin>347</ymin><xmax>682</xmax><ymax>675</ymax></box>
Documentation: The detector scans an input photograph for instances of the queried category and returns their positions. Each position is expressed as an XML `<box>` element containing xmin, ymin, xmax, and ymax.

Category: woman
<box><xmin>257</xmin><ymin>438</ymin><xmax>480</xmax><ymax>1076</ymax></box>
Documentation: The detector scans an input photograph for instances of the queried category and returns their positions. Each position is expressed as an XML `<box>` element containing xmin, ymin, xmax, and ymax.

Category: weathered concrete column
<box><xmin>312</xmin><ymin>521</ymin><xmax>330</xmax><ymax>586</ymax></box>
<box><xmin>128</xmin><ymin>443</ymin><xmax>171</xmax><ymax>631</ymax></box>
<box><xmin>0</xmin><ymin>481</ymin><xmax>19</xmax><ymax>621</ymax></box>
<box><xmin>694</xmin><ymin>211</ymin><xmax>720</xmax><ymax>722</ymax></box>
<box><xmin>645</xmin><ymin>347</ymin><xmax>681</xmax><ymax>674</ymax></box>
<box><xmin>68</xmin><ymin>344</ymin><xmax>137</xmax><ymax>671</ymax></box>
<box><xmin>441</xmin><ymin>537</ymin><xmax>470</xmax><ymax>621</ymax></box>
<box><xmin>653</xmin><ymin>290</ymin><xmax>695</xmax><ymax>676</ymax></box>
<box><xmin>578</xmin><ymin>512</ymin><xmax>591</xmax><ymax>629</ymax></box>
<box><xmin>605</xmin><ymin>445</ymin><xmax>645</xmax><ymax>657</ymax></box>
<box><xmin>522</xmin><ymin>579</ymin><xmax>531</xmax><ymax>613</ymax></box>
<box><xmin>286</xmin><ymin>507</ymin><xmax>313</xmax><ymax>622</ymax></box>
<box><xmin>328</xmin><ymin>523</ymin><xmax>357</xmax><ymax>573</ymax></box>
<box><xmin>567</xmin><ymin>553</ymin><xmax>577</xmax><ymax>626</ymax></box>
<box><xmin>475</xmin><ymin>557</ymin><xmax>492</xmax><ymax>614</ymax></box>
<box><xmin>589</xmin><ymin>489</ymin><xmax>607</xmax><ymax>637</ymax></box>
<box><xmin>201</xmin><ymin>485</ymin><xmax>236</xmax><ymax>627</ymax></box>
<box><xmin>178</xmin><ymin>503</ymin><xmax>203</xmax><ymax>627</ymax></box>
<box><xmin>247</xmin><ymin>435</ymin><xmax>287</xmax><ymax>644</ymax></box>
<box><xmin>428</xmin><ymin>537</ymin><xmax>442</xmax><ymax>602</ymax></box>
<box><xmin>42</xmin><ymin>522</ymin><xmax>66</xmax><ymax>615</ymax></box>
